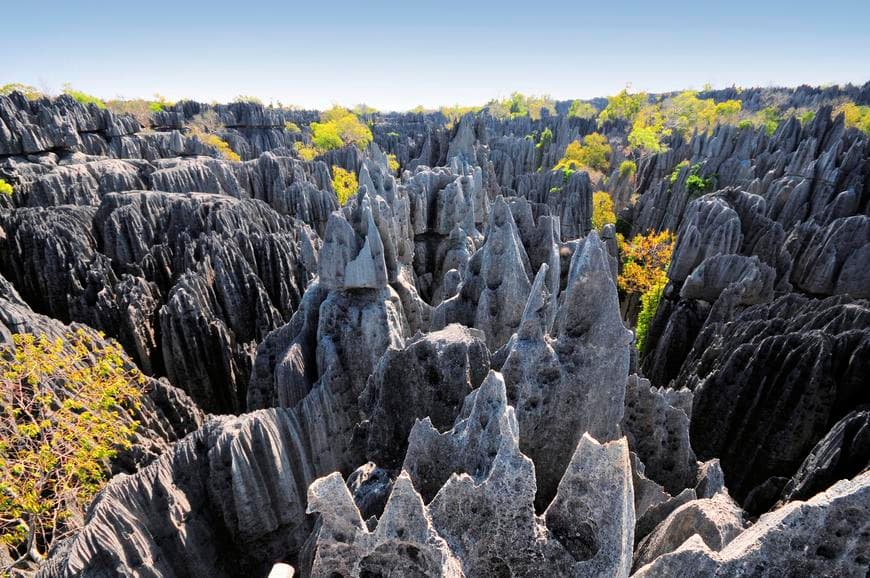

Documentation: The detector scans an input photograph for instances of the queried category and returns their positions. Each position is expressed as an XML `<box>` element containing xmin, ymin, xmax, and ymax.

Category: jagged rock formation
<box><xmin>682</xmin><ymin>294</ymin><xmax>869</xmax><ymax>510</ymax></box>
<box><xmin>776</xmin><ymin>409</ymin><xmax>870</xmax><ymax>505</ymax></box>
<box><xmin>501</xmin><ymin>231</ymin><xmax>633</xmax><ymax>507</ymax></box>
<box><xmin>0</xmin><ymin>87</ymin><xmax>866</xmax><ymax>577</ymax></box>
<box><xmin>312</xmin><ymin>372</ymin><xmax>636</xmax><ymax>578</ymax></box>
<box><xmin>432</xmin><ymin>196</ymin><xmax>533</xmax><ymax>349</ymax></box>
<box><xmin>0</xmin><ymin>191</ymin><xmax>318</xmax><ymax>413</ymax></box>
<box><xmin>622</xmin><ymin>374</ymin><xmax>697</xmax><ymax>496</ymax></box>
<box><xmin>632</xmin><ymin>491</ymin><xmax>745</xmax><ymax>571</ymax></box>
<box><xmin>40</xmin><ymin>409</ymin><xmax>319</xmax><ymax>578</ymax></box>
<box><xmin>633</xmin><ymin>472</ymin><xmax>870</xmax><ymax>577</ymax></box>
<box><xmin>359</xmin><ymin>324</ymin><xmax>490</xmax><ymax>469</ymax></box>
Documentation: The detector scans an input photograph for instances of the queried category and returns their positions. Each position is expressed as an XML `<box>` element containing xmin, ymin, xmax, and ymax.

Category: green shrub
<box><xmin>836</xmin><ymin>101</ymin><xmax>870</xmax><ymax>133</ymax></box>
<box><xmin>487</xmin><ymin>93</ymin><xmax>555</xmax><ymax>120</ymax></box>
<box><xmin>568</xmin><ymin>100</ymin><xmax>597</xmax><ymax>119</ymax></box>
<box><xmin>599</xmin><ymin>88</ymin><xmax>647</xmax><ymax>124</ymax></box>
<box><xmin>0</xmin><ymin>179</ymin><xmax>13</xmax><ymax>197</ymax></box>
<box><xmin>294</xmin><ymin>142</ymin><xmax>318</xmax><ymax>161</ymax></box>
<box><xmin>737</xmin><ymin>119</ymin><xmax>754</xmax><ymax>130</ymax></box>
<box><xmin>62</xmin><ymin>84</ymin><xmax>106</xmax><ymax>109</ymax></box>
<box><xmin>0</xmin><ymin>83</ymin><xmax>42</xmax><ymax>100</ymax></box>
<box><xmin>149</xmin><ymin>94</ymin><xmax>174</xmax><ymax>113</ymax></box>
<box><xmin>758</xmin><ymin>107</ymin><xmax>782</xmax><ymax>135</ymax></box>
<box><xmin>387</xmin><ymin>154</ymin><xmax>400</xmax><ymax>174</ymax></box>
<box><xmin>554</xmin><ymin>132</ymin><xmax>611</xmax><ymax>174</ymax></box>
<box><xmin>669</xmin><ymin>160</ymin><xmax>690</xmax><ymax>184</ymax></box>
<box><xmin>592</xmin><ymin>192</ymin><xmax>616</xmax><ymax>230</ymax></box>
<box><xmin>635</xmin><ymin>277</ymin><xmax>666</xmax><ymax>355</ymax></box>
<box><xmin>198</xmin><ymin>133</ymin><xmax>241</xmax><ymax>162</ymax></box>
<box><xmin>618</xmin><ymin>160</ymin><xmax>637</xmax><ymax>179</ymax></box>
<box><xmin>0</xmin><ymin>331</ymin><xmax>145</xmax><ymax>563</ymax></box>
<box><xmin>685</xmin><ymin>163</ymin><xmax>715</xmax><ymax>196</ymax></box>
<box><xmin>284</xmin><ymin>122</ymin><xmax>302</xmax><ymax>133</ymax></box>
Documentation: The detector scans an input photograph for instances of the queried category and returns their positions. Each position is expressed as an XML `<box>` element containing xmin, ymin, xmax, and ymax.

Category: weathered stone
<box><xmin>360</xmin><ymin>324</ymin><xmax>490</xmax><ymax>469</ymax></box>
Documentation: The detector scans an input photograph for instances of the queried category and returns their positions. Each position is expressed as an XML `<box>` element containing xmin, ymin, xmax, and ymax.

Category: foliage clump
<box><xmin>598</xmin><ymin>88</ymin><xmax>647</xmax><ymax>125</ymax></box>
<box><xmin>591</xmin><ymin>192</ymin><xmax>616</xmax><ymax>230</ymax></box>
<box><xmin>635</xmin><ymin>277</ymin><xmax>666</xmax><ymax>355</ymax></box>
<box><xmin>618</xmin><ymin>160</ymin><xmax>637</xmax><ymax>179</ymax></box>
<box><xmin>568</xmin><ymin>100</ymin><xmax>597</xmax><ymax>119</ymax></box>
<box><xmin>294</xmin><ymin>142</ymin><xmax>318</xmax><ymax>161</ymax></box>
<box><xmin>387</xmin><ymin>154</ymin><xmax>400</xmax><ymax>174</ymax></box>
<box><xmin>836</xmin><ymin>101</ymin><xmax>870</xmax><ymax>133</ymax></box>
<box><xmin>62</xmin><ymin>84</ymin><xmax>106</xmax><ymax>109</ymax></box>
<box><xmin>233</xmin><ymin>95</ymin><xmax>263</xmax><ymax>104</ymax></box>
<box><xmin>669</xmin><ymin>160</ymin><xmax>690</xmax><ymax>184</ymax></box>
<box><xmin>332</xmin><ymin>166</ymin><xmax>358</xmax><ymax>206</ymax></box>
<box><xmin>149</xmin><ymin>94</ymin><xmax>174</xmax><ymax>113</ymax></box>
<box><xmin>0</xmin><ymin>179</ymin><xmax>12</xmax><ymax>197</ymax></box>
<box><xmin>488</xmin><ymin>93</ymin><xmax>555</xmax><ymax>120</ymax></box>
<box><xmin>0</xmin><ymin>84</ymin><xmax>42</xmax><ymax>100</ymax></box>
<box><xmin>554</xmin><ymin>132</ymin><xmax>611</xmax><ymax>174</ymax></box>
<box><xmin>439</xmin><ymin>105</ymin><xmax>482</xmax><ymax>127</ymax></box>
<box><xmin>186</xmin><ymin>111</ymin><xmax>241</xmax><ymax>162</ymax></box>
<box><xmin>626</xmin><ymin>90</ymin><xmax>742</xmax><ymax>153</ymax></box>
<box><xmin>309</xmin><ymin>107</ymin><xmax>373</xmax><ymax>152</ymax></box>
<box><xmin>284</xmin><ymin>122</ymin><xmax>302</xmax><ymax>134</ymax></box>
<box><xmin>685</xmin><ymin>163</ymin><xmax>715</xmax><ymax>197</ymax></box>
<box><xmin>0</xmin><ymin>331</ymin><xmax>145</xmax><ymax>564</ymax></box>
<box><xmin>617</xmin><ymin>230</ymin><xmax>674</xmax><ymax>296</ymax></box>
<box><xmin>105</xmin><ymin>99</ymin><xmax>154</xmax><ymax>126</ymax></box>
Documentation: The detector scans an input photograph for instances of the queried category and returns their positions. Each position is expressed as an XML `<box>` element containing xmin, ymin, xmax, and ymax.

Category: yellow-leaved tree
<box><xmin>591</xmin><ymin>192</ymin><xmax>616</xmax><ymax>230</ymax></box>
<box><xmin>617</xmin><ymin>230</ymin><xmax>675</xmax><ymax>355</ymax></box>
<box><xmin>617</xmin><ymin>230</ymin><xmax>675</xmax><ymax>295</ymax></box>
<box><xmin>554</xmin><ymin>132</ymin><xmax>612</xmax><ymax>175</ymax></box>
<box><xmin>332</xmin><ymin>166</ymin><xmax>358</xmax><ymax>206</ymax></box>
<box><xmin>312</xmin><ymin>107</ymin><xmax>373</xmax><ymax>151</ymax></box>
<box><xmin>0</xmin><ymin>331</ymin><xmax>145</xmax><ymax>565</ymax></box>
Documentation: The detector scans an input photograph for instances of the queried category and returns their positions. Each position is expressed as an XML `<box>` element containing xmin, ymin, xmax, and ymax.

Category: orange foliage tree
<box><xmin>617</xmin><ymin>230</ymin><xmax>675</xmax><ymax>295</ymax></box>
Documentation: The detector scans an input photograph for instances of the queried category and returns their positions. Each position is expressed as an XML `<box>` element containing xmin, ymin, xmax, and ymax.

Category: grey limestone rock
<box><xmin>360</xmin><ymin>323</ymin><xmax>490</xmax><ymax>469</ymax></box>
<box><xmin>632</xmin><ymin>492</ymin><xmax>745</xmax><ymax>571</ymax></box>
<box><xmin>622</xmin><ymin>374</ymin><xmax>697</xmax><ymax>495</ymax></box>
<box><xmin>503</xmin><ymin>230</ymin><xmax>632</xmax><ymax>507</ymax></box>
<box><xmin>306</xmin><ymin>471</ymin><xmax>464</xmax><ymax>578</ymax></box>
<box><xmin>432</xmin><ymin>195</ymin><xmax>532</xmax><ymax>349</ymax></box>
<box><xmin>633</xmin><ymin>472</ymin><xmax>870</xmax><ymax>577</ymax></box>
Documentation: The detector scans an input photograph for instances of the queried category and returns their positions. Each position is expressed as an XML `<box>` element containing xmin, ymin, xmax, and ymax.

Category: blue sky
<box><xmin>3</xmin><ymin>0</ymin><xmax>868</xmax><ymax>110</ymax></box>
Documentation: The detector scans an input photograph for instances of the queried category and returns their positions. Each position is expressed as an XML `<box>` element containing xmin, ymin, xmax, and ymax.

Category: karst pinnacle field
<box><xmin>1</xmin><ymin>12</ymin><xmax>869</xmax><ymax>573</ymax></box>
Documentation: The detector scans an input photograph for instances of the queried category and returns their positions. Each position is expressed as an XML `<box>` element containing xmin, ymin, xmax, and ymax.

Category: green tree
<box><xmin>635</xmin><ymin>277</ymin><xmax>666</xmax><ymax>355</ymax></box>
<box><xmin>554</xmin><ymin>132</ymin><xmax>612</xmax><ymax>174</ymax></box>
<box><xmin>599</xmin><ymin>88</ymin><xmax>647</xmax><ymax>125</ymax></box>
<box><xmin>387</xmin><ymin>154</ymin><xmax>400</xmax><ymax>174</ymax></box>
<box><xmin>0</xmin><ymin>331</ymin><xmax>145</xmax><ymax>565</ymax></box>
<box><xmin>568</xmin><ymin>100</ymin><xmax>597</xmax><ymax>119</ymax></box>
<box><xmin>618</xmin><ymin>230</ymin><xmax>674</xmax><ymax>296</ymax></box>
<box><xmin>618</xmin><ymin>160</ymin><xmax>637</xmax><ymax>179</ymax></box>
<box><xmin>311</xmin><ymin>106</ymin><xmax>373</xmax><ymax>151</ymax></box>
<box><xmin>836</xmin><ymin>101</ymin><xmax>870</xmax><ymax>133</ymax></box>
